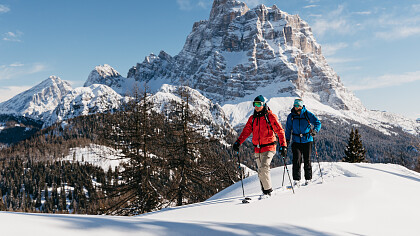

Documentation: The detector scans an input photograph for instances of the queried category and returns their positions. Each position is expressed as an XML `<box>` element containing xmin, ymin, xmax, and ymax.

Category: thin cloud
<box><xmin>311</xmin><ymin>5</ymin><xmax>352</xmax><ymax>37</ymax></box>
<box><xmin>0</xmin><ymin>4</ymin><xmax>10</xmax><ymax>13</ymax></box>
<box><xmin>0</xmin><ymin>86</ymin><xmax>32</xmax><ymax>103</ymax></box>
<box><xmin>177</xmin><ymin>0</ymin><xmax>193</xmax><ymax>10</ymax></box>
<box><xmin>371</xmin><ymin>7</ymin><xmax>420</xmax><ymax>41</ymax></box>
<box><xmin>0</xmin><ymin>63</ymin><xmax>48</xmax><ymax>81</ymax></box>
<box><xmin>3</xmin><ymin>31</ymin><xmax>23</xmax><ymax>42</ymax></box>
<box><xmin>322</xmin><ymin>42</ymin><xmax>348</xmax><ymax>57</ymax></box>
<box><xmin>198</xmin><ymin>0</ymin><xmax>211</xmax><ymax>9</ymax></box>
<box><xmin>353</xmin><ymin>11</ymin><xmax>371</xmax><ymax>15</ymax></box>
<box><xmin>348</xmin><ymin>71</ymin><xmax>420</xmax><ymax>91</ymax></box>
<box><xmin>376</xmin><ymin>26</ymin><xmax>420</xmax><ymax>40</ymax></box>
<box><xmin>326</xmin><ymin>57</ymin><xmax>359</xmax><ymax>64</ymax></box>
<box><xmin>309</xmin><ymin>14</ymin><xmax>322</xmax><ymax>18</ymax></box>
<box><xmin>304</xmin><ymin>5</ymin><xmax>318</xmax><ymax>9</ymax></box>
<box><xmin>177</xmin><ymin>0</ymin><xmax>213</xmax><ymax>10</ymax></box>
<box><xmin>412</xmin><ymin>4</ymin><xmax>420</xmax><ymax>12</ymax></box>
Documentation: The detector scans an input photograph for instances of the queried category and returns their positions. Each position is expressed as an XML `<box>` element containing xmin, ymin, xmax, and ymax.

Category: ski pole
<box><xmin>280</xmin><ymin>152</ymin><xmax>295</xmax><ymax>194</ymax></box>
<box><xmin>278</xmin><ymin>141</ymin><xmax>286</xmax><ymax>186</ymax></box>
<box><xmin>235</xmin><ymin>151</ymin><xmax>251</xmax><ymax>203</ymax></box>
<box><xmin>313</xmin><ymin>138</ymin><xmax>324</xmax><ymax>183</ymax></box>
<box><xmin>282</xmin><ymin>164</ymin><xmax>286</xmax><ymax>187</ymax></box>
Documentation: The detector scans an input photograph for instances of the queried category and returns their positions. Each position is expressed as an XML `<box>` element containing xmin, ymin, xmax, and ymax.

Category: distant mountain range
<box><xmin>0</xmin><ymin>0</ymin><xmax>418</xmax><ymax>146</ymax></box>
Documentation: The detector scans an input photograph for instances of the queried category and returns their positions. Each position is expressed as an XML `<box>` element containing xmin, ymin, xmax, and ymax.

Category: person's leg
<box><xmin>255</xmin><ymin>151</ymin><xmax>275</xmax><ymax>191</ymax></box>
<box><xmin>254</xmin><ymin>153</ymin><xmax>264</xmax><ymax>192</ymax></box>
<box><xmin>292</xmin><ymin>142</ymin><xmax>302</xmax><ymax>181</ymax></box>
<box><xmin>303</xmin><ymin>142</ymin><xmax>313</xmax><ymax>180</ymax></box>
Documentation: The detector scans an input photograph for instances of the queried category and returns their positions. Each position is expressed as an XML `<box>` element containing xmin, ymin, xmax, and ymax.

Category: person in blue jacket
<box><xmin>285</xmin><ymin>98</ymin><xmax>321</xmax><ymax>186</ymax></box>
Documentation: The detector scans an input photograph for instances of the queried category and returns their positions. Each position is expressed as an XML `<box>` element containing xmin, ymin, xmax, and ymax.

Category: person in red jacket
<box><xmin>233</xmin><ymin>95</ymin><xmax>287</xmax><ymax>196</ymax></box>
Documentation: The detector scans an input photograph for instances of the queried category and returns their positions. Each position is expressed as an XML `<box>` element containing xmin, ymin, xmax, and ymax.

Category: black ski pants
<box><xmin>292</xmin><ymin>142</ymin><xmax>312</xmax><ymax>181</ymax></box>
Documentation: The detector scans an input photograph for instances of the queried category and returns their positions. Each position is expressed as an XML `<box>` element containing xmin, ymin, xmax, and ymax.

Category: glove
<box><xmin>280</xmin><ymin>146</ymin><xmax>287</xmax><ymax>157</ymax></box>
<box><xmin>310</xmin><ymin>129</ymin><xmax>317</xmax><ymax>137</ymax></box>
<box><xmin>233</xmin><ymin>140</ymin><xmax>240</xmax><ymax>152</ymax></box>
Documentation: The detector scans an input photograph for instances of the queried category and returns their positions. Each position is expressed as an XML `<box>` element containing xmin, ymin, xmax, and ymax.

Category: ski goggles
<box><xmin>253</xmin><ymin>101</ymin><xmax>264</xmax><ymax>107</ymax></box>
<box><xmin>294</xmin><ymin>104</ymin><xmax>302</xmax><ymax>108</ymax></box>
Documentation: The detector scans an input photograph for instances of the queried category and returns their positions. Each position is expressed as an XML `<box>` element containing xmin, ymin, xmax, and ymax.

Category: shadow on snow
<box><xmin>8</xmin><ymin>211</ymin><xmax>336</xmax><ymax>236</ymax></box>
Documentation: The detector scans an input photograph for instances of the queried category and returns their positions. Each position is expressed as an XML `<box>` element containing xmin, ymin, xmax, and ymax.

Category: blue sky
<box><xmin>0</xmin><ymin>0</ymin><xmax>419</xmax><ymax>119</ymax></box>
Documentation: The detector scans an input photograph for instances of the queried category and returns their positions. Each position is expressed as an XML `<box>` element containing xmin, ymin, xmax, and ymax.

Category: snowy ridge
<box><xmin>44</xmin><ymin>84</ymin><xmax>129</xmax><ymax>127</ymax></box>
<box><xmin>223</xmin><ymin>94</ymin><xmax>420</xmax><ymax>135</ymax></box>
<box><xmin>151</xmin><ymin>84</ymin><xmax>233</xmax><ymax>132</ymax></box>
<box><xmin>84</xmin><ymin>64</ymin><xmax>140</xmax><ymax>96</ymax></box>
<box><xmin>1</xmin><ymin>162</ymin><xmax>420</xmax><ymax>235</ymax></box>
<box><xmin>0</xmin><ymin>76</ymin><xmax>72</xmax><ymax>120</ymax></box>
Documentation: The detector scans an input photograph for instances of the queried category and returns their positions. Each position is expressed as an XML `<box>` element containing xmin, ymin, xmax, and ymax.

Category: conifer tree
<box><xmin>106</xmin><ymin>85</ymin><xmax>164</xmax><ymax>215</ymax></box>
<box><xmin>164</xmin><ymin>86</ymin><xmax>232</xmax><ymax>206</ymax></box>
<box><xmin>343</xmin><ymin>128</ymin><xmax>366</xmax><ymax>163</ymax></box>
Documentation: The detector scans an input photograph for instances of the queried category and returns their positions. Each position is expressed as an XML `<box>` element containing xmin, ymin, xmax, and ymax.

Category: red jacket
<box><xmin>238</xmin><ymin>109</ymin><xmax>287</xmax><ymax>153</ymax></box>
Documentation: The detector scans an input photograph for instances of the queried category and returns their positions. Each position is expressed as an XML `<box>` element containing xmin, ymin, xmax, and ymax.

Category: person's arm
<box><xmin>237</xmin><ymin>116</ymin><xmax>253</xmax><ymax>144</ymax></box>
<box><xmin>308</xmin><ymin>112</ymin><xmax>321</xmax><ymax>132</ymax></box>
<box><xmin>268</xmin><ymin>113</ymin><xmax>286</xmax><ymax>146</ymax></box>
<box><xmin>285</xmin><ymin>114</ymin><xmax>292</xmax><ymax>142</ymax></box>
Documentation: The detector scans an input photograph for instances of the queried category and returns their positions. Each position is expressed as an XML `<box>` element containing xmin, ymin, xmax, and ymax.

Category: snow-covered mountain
<box><xmin>150</xmin><ymin>84</ymin><xmax>233</xmax><ymax>134</ymax></box>
<box><xmin>0</xmin><ymin>0</ymin><xmax>418</xmax><ymax>138</ymax></box>
<box><xmin>2</xmin><ymin>162</ymin><xmax>419</xmax><ymax>235</ymax></box>
<box><xmin>123</xmin><ymin>0</ymin><xmax>419</xmax><ymax>136</ymax></box>
<box><xmin>0</xmin><ymin>76</ymin><xmax>72</xmax><ymax>120</ymax></box>
<box><xmin>84</xmin><ymin>64</ymin><xmax>138</xmax><ymax>96</ymax></box>
<box><xmin>128</xmin><ymin>0</ymin><xmax>362</xmax><ymax>111</ymax></box>
<box><xmin>44</xmin><ymin>84</ymin><xmax>128</xmax><ymax>127</ymax></box>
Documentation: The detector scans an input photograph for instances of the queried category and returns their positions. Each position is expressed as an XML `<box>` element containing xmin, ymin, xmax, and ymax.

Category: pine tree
<box><xmin>343</xmin><ymin>128</ymin><xmax>366</xmax><ymax>163</ymax></box>
<box><xmin>163</xmin><ymin>86</ymin><xmax>232</xmax><ymax>206</ymax></box>
<box><xmin>106</xmin><ymin>85</ymin><xmax>164</xmax><ymax>215</ymax></box>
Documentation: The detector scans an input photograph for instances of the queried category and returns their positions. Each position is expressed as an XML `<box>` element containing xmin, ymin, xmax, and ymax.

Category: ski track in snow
<box><xmin>2</xmin><ymin>162</ymin><xmax>420</xmax><ymax>236</ymax></box>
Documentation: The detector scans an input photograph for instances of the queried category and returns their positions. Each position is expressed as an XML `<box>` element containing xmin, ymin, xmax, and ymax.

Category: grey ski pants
<box><xmin>254</xmin><ymin>151</ymin><xmax>275</xmax><ymax>191</ymax></box>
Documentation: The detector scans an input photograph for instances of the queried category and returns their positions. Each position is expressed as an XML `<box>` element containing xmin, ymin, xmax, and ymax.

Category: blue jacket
<box><xmin>285</xmin><ymin>106</ymin><xmax>321</xmax><ymax>143</ymax></box>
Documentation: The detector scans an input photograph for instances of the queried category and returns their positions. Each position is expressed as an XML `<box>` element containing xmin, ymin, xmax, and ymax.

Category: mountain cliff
<box><xmin>127</xmin><ymin>0</ymin><xmax>362</xmax><ymax>112</ymax></box>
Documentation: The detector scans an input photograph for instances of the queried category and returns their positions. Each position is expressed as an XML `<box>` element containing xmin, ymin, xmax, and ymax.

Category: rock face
<box><xmin>127</xmin><ymin>0</ymin><xmax>363</xmax><ymax>111</ymax></box>
<box><xmin>0</xmin><ymin>76</ymin><xmax>72</xmax><ymax>120</ymax></box>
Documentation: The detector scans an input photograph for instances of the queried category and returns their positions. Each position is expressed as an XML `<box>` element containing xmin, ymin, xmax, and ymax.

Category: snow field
<box><xmin>2</xmin><ymin>162</ymin><xmax>420</xmax><ymax>235</ymax></box>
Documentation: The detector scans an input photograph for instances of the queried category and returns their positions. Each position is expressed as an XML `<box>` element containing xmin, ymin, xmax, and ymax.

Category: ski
<box><xmin>241</xmin><ymin>197</ymin><xmax>252</xmax><ymax>203</ymax></box>
<box><xmin>258</xmin><ymin>194</ymin><xmax>271</xmax><ymax>200</ymax></box>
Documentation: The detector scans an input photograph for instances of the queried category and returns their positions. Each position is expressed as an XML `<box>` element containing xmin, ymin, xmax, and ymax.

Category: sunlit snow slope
<box><xmin>2</xmin><ymin>162</ymin><xmax>420</xmax><ymax>235</ymax></box>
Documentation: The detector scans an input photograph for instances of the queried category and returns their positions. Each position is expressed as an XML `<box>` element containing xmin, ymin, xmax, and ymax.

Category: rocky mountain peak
<box><xmin>209</xmin><ymin>0</ymin><xmax>249</xmax><ymax>22</ymax></box>
<box><xmin>127</xmin><ymin>0</ymin><xmax>361</xmax><ymax>111</ymax></box>
<box><xmin>0</xmin><ymin>75</ymin><xmax>72</xmax><ymax>120</ymax></box>
<box><xmin>84</xmin><ymin>64</ymin><xmax>123</xmax><ymax>87</ymax></box>
<box><xmin>36</xmin><ymin>75</ymin><xmax>72</xmax><ymax>91</ymax></box>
